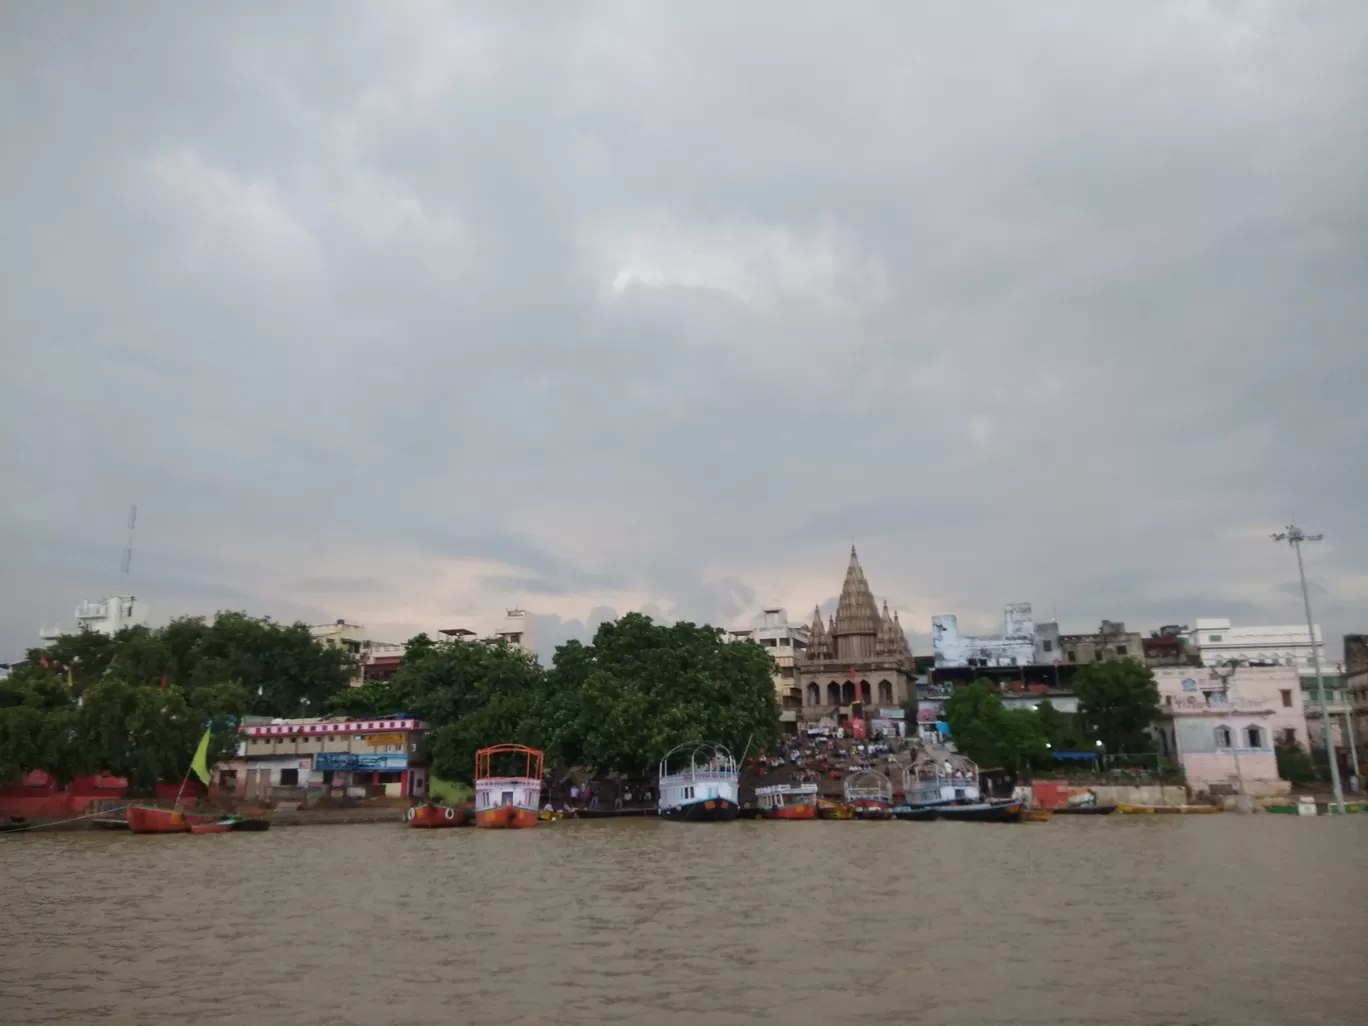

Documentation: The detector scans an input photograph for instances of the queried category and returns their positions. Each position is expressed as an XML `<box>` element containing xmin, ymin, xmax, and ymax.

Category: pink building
<box><xmin>1152</xmin><ymin>666</ymin><xmax>1302</xmax><ymax>797</ymax></box>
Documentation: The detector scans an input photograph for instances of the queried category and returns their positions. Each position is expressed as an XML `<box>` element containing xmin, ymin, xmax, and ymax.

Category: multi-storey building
<box><xmin>1058</xmin><ymin>620</ymin><xmax>1144</xmax><ymax>665</ymax></box>
<box><xmin>1185</xmin><ymin>617</ymin><xmax>1324</xmax><ymax>669</ymax></box>
<box><xmin>1347</xmin><ymin>635</ymin><xmax>1368</xmax><ymax>748</ymax></box>
<box><xmin>39</xmin><ymin>595</ymin><xmax>149</xmax><ymax>645</ymax></box>
<box><xmin>1151</xmin><ymin>666</ymin><xmax>1302</xmax><ymax>797</ymax></box>
<box><xmin>227</xmin><ymin>716</ymin><xmax>430</xmax><ymax>802</ymax></box>
<box><xmin>725</xmin><ymin>607</ymin><xmax>809</xmax><ymax>714</ymax></box>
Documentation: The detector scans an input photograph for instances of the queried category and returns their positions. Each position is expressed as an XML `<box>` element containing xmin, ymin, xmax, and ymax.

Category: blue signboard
<box><xmin>313</xmin><ymin>752</ymin><xmax>409</xmax><ymax>772</ymax></box>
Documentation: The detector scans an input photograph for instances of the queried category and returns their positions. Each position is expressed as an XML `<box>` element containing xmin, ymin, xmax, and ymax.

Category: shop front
<box><xmin>311</xmin><ymin>752</ymin><xmax>417</xmax><ymax>798</ymax></box>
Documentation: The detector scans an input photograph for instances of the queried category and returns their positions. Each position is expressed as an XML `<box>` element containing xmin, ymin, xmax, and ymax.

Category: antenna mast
<box><xmin>120</xmin><ymin>505</ymin><xmax>137</xmax><ymax>588</ymax></box>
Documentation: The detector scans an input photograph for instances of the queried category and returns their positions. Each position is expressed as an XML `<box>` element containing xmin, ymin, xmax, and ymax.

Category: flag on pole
<box><xmin>160</xmin><ymin>674</ymin><xmax>167</xmax><ymax>690</ymax></box>
<box><xmin>40</xmin><ymin>654</ymin><xmax>49</xmax><ymax>669</ymax></box>
<box><xmin>189</xmin><ymin>728</ymin><xmax>213</xmax><ymax>787</ymax></box>
<box><xmin>67</xmin><ymin>668</ymin><xmax>74</xmax><ymax>689</ymax></box>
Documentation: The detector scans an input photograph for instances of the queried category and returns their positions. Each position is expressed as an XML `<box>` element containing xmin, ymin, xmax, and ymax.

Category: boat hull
<box><xmin>1054</xmin><ymin>804</ymin><xmax>1117</xmax><ymax>816</ymax></box>
<box><xmin>937</xmin><ymin>801</ymin><xmax>1022</xmax><ymax>823</ymax></box>
<box><xmin>475</xmin><ymin>804</ymin><xmax>539</xmax><ymax>829</ymax></box>
<box><xmin>1118</xmin><ymin>804</ymin><xmax>1222</xmax><ymax>815</ymax></box>
<box><xmin>189</xmin><ymin>822</ymin><xmax>234</xmax><ymax>834</ymax></box>
<box><xmin>407</xmin><ymin>803</ymin><xmax>472</xmax><ymax>828</ymax></box>
<box><xmin>1020</xmin><ymin>808</ymin><xmax>1053</xmax><ymax>822</ymax></box>
<box><xmin>660</xmin><ymin>798</ymin><xmax>739</xmax><ymax>822</ymax></box>
<box><xmin>127</xmin><ymin>805</ymin><xmax>188</xmax><ymax>834</ymax></box>
<box><xmin>760</xmin><ymin>801</ymin><xmax>818</xmax><ymax>821</ymax></box>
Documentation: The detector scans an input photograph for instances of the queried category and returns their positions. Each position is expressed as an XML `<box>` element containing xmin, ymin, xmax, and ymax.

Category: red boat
<box><xmin>474</xmin><ymin>744</ymin><xmax>543</xmax><ymax>829</ymax></box>
<box><xmin>127</xmin><ymin>805</ymin><xmax>188</xmax><ymax>834</ymax></box>
<box><xmin>189</xmin><ymin>821</ymin><xmax>234</xmax><ymax>834</ymax></box>
<box><xmin>406</xmin><ymin>802</ymin><xmax>473</xmax><ymax>828</ymax></box>
<box><xmin>755</xmin><ymin>783</ymin><xmax>819</xmax><ymax>820</ymax></box>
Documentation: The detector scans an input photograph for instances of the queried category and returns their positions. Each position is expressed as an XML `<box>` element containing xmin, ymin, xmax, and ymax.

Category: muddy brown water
<box><xmin>2</xmin><ymin>816</ymin><xmax>1366</xmax><ymax>1025</ymax></box>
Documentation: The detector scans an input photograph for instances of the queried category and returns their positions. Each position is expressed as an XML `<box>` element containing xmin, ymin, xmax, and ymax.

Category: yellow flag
<box><xmin>428</xmin><ymin>776</ymin><xmax>472</xmax><ymax>804</ymax></box>
<box><xmin>66</xmin><ymin>668</ymin><xmax>73</xmax><ymax>689</ymax></box>
<box><xmin>189</xmin><ymin>729</ymin><xmax>213</xmax><ymax>787</ymax></box>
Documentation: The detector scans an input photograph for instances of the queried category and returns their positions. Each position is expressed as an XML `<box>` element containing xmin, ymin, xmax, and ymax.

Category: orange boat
<box><xmin>474</xmin><ymin>744</ymin><xmax>543</xmax><ymax>829</ymax></box>
<box><xmin>127</xmin><ymin>805</ymin><xmax>188</xmax><ymax>833</ymax></box>
<box><xmin>755</xmin><ymin>783</ymin><xmax>819</xmax><ymax>820</ymax></box>
<box><xmin>406</xmin><ymin>802</ymin><xmax>473</xmax><ymax>828</ymax></box>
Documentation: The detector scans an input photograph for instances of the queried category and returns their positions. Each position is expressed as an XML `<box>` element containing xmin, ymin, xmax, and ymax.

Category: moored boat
<box><xmin>1117</xmin><ymin>803</ymin><xmax>1222</xmax><ymax>815</ymax></box>
<box><xmin>658</xmin><ymin>742</ymin><xmax>740</xmax><ymax>822</ymax></box>
<box><xmin>902</xmin><ymin>744</ymin><xmax>980</xmax><ymax>811</ymax></box>
<box><xmin>1053</xmin><ymin>804</ymin><xmax>1118</xmax><ymax>816</ymax></box>
<box><xmin>817</xmin><ymin>797</ymin><xmax>855</xmax><ymax>820</ymax></box>
<box><xmin>844</xmin><ymin>769</ymin><xmax>894</xmax><ymax>819</ymax></box>
<box><xmin>474</xmin><ymin>744</ymin><xmax>543</xmax><ymax>829</ymax></box>
<box><xmin>230</xmin><ymin>817</ymin><xmax>272</xmax><ymax>831</ymax></box>
<box><xmin>755</xmin><ymin>782</ymin><xmax>819</xmax><ymax>820</ymax></box>
<box><xmin>937</xmin><ymin>800</ymin><xmax>1022</xmax><ymax>823</ymax></box>
<box><xmin>189</xmin><ymin>820</ymin><xmax>236</xmax><ymax>834</ymax></box>
<box><xmin>127</xmin><ymin>805</ymin><xmax>189</xmax><ymax>833</ymax></box>
<box><xmin>1020</xmin><ymin>808</ymin><xmax>1053</xmax><ymax>822</ymax></box>
<box><xmin>891</xmin><ymin>805</ymin><xmax>939</xmax><ymax>821</ymax></box>
<box><xmin>406</xmin><ymin>802</ymin><xmax>473</xmax><ymax>828</ymax></box>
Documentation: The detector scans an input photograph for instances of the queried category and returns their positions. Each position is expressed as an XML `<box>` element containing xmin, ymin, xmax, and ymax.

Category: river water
<box><xmin>2</xmin><ymin>816</ymin><xmax>1366</xmax><ymax>1026</ymax></box>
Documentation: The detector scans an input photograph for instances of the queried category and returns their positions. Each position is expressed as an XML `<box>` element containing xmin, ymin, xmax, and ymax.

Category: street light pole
<box><xmin>1272</xmin><ymin>524</ymin><xmax>1345</xmax><ymax>814</ymax></box>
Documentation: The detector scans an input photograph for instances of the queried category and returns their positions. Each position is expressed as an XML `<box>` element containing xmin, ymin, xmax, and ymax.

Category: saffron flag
<box><xmin>189</xmin><ymin>728</ymin><xmax>213</xmax><ymax>787</ymax></box>
<box><xmin>40</xmin><ymin>654</ymin><xmax>49</xmax><ymax>669</ymax></box>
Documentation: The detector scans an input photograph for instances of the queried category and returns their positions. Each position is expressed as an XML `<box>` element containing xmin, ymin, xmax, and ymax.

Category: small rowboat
<box><xmin>1117</xmin><ymin>803</ymin><xmax>1222</xmax><ymax>815</ymax></box>
<box><xmin>816</xmin><ymin>797</ymin><xmax>854</xmax><ymax>820</ymax></box>
<box><xmin>1020</xmin><ymin>808</ymin><xmax>1053</xmax><ymax>822</ymax></box>
<box><xmin>189</xmin><ymin>820</ymin><xmax>236</xmax><ymax>834</ymax></box>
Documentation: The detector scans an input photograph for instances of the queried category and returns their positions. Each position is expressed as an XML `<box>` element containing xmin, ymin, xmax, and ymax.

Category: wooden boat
<box><xmin>657</xmin><ymin>742</ymin><xmax>740</xmax><ymax>822</ymax></box>
<box><xmin>1053</xmin><ymin>804</ymin><xmax>1118</xmax><ymax>816</ymax></box>
<box><xmin>1020</xmin><ymin>808</ymin><xmax>1053</xmax><ymax>822</ymax></box>
<box><xmin>902</xmin><ymin>745</ymin><xmax>981</xmax><ymax>810</ymax></box>
<box><xmin>189</xmin><ymin>820</ymin><xmax>236</xmax><ymax>834</ymax></box>
<box><xmin>891</xmin><ymin>805</ymin><xmax>939</xmax><ymax>822</ymax></box>
<box><xmin>229</xmin><ymin>818</ymin><xmax>272</xmax><ymax>831</ymax></box>
<box><xmin>1117</xmin><ymin>803</ymin><xmax>1222</xmax><ymax>815</ymax></box>
<box><xmin>817</xmin><ymin>797</ymin><xmax>855</xmax><ymax>820</ymax></box>
<box><xmin>755</xmin><ymin>783</ymin><xmax>819</xmax><ymax>820</ymax></box>
<box><xmin>127</xmin><ymin>805</ymin><xmax>189</xmax><ymax>833</ymax></box>
<box><xmin>538</xmin><ymin>808</ymin><xmax>564</xmax><ymax>821</ymax></box>
<box><xmin>406</xmin><ymin>802</ymin><xmax>473</xmax><ymax>828</ymax></box>
<box><xmin>474</xmin><ymin>744</ymin><xmax>543</xmax><ymax>829</ymax></box>
<box><xmin>936</xmin><ymin>800</ymin><xmax>1022</xmax><ymax>823</ymax></box>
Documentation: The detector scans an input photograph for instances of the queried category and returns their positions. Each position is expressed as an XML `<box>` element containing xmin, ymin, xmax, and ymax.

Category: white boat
<box><xmin>902</xmin><ymin>744</ymin><xmax>980</xmax><ymax>808</ymax></box>
<box><xmin>657</xmin><ymin>742</ymin><xmax>739</xmax><ymax>822</ymax></box>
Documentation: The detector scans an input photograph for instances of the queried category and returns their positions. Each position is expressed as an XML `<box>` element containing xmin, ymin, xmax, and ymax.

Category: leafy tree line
<box><xmin>943</xmin><ymin>661</ymin><xmax>1163</xmax><ymax>773</ymax></box>
<box><xmin>0</xmin><ymin>612</ymin><xmax>351</xmax><ymax>792</ymax></box>
<box><xmin>2</xmin><ymin>610</ymin><xmax>780</xmax><ymax>792</ymax></box>
<box><xmin>339</xmin><ymin>612</ymin><xmax>782</xmax><ymax>784</ymax></box>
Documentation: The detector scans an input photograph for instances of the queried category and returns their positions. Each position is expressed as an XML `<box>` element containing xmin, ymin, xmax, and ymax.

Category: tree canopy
<box><xmin>943</xmin><ymin>679</ymin><xmax>1049</xmax><ymax>771</ymax></box>
<box><xmin>1071</xmin><ymin>660</ymin><xmax>1161</xmax><ymax>753</ymax></box>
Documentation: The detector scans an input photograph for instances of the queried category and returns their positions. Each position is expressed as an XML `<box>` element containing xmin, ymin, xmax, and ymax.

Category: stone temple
<box><xmin>798</xmin><ymin>547</ymin><xmax>914</xmax><ymax>722</ymax></box>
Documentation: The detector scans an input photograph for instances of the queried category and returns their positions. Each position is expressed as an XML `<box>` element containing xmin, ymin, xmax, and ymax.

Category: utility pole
<box><xmin>1272</xmin><ymin>524</ymin><xmax>1344</xmax><ymax>814</ymax></box>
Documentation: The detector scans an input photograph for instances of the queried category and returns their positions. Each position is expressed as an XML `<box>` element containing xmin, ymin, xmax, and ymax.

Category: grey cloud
<box><xmin>3</xmin><ymin>2</ymin><xmax>1365</xmax><ymax>660</ymax></box>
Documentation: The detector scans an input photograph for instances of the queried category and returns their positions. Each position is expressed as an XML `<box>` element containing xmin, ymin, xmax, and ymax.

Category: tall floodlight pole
<box><xmin>1272</xmin><ymin>524</ymin><xmax>1344</xmax><ymax>814</ymax></box>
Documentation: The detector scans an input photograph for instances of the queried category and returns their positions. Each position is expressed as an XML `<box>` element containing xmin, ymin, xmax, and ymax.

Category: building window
<box><xmin>1042</xmin><ymin>640</ymin><xmax>1053</xmax><ymax>653</ymax></box>
<box><xmin>1115</xmin><ymin>645</ymin><xmax>1128</xmax><ymax>657</ymax></box>
<box><xmin>1278</xmin><ymin>728</ymin><xmax>1297</xmax><ymax>746</ymax></box>
<box><xmin>1164</xmin><ymin>695</ymin><xmax>1172</xmax><ymax>707</ymax></box>
<box><xmin>1280</xmin><ymin>689</ymin><xmax>1292</xmax><ymax>708</ymax></box>
<box><xmin>1208</xmin><ymin>635</ymin><xmax>1222</xmax><ymax>643</ymax></box>
<box><xmin>1246</xmin><ymin>726</ymin><xmax>1263</xmax><ymax>749</ymax></box>
<box><xmin>1094</xmin><ymin>651</ymin><xmax>1104</xmax><ymax>662</ymax></box>
<box><xmin>279</xmin><ymin>768</ymin><xmax>299</xmax><ymax>786</ymax></box>
<box><xmin>1067</xmin><ymin>651</ymin><xmax>1076</xmax><ymax>663</ymax></box>
<box><xmin>1214</xmin><ymin>726</ymin><xmax>1233</xmax><ymax>749</ymax></box>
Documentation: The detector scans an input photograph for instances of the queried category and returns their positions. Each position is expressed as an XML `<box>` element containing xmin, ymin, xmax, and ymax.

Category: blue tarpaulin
<box><xmin>1053</xmin><ymin>751</ymin><xmax>1098</xmax><ymax>760</ymax></box>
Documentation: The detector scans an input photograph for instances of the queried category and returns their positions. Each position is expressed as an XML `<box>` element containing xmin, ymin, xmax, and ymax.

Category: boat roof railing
<box><xmin>844</xmin><ymin>769</ymin><xmax>893</xmax><ymax>800</ymax></box>
<box><xmin>659</xmin><ymin>741</ymin><xmax>736</xmax><ymax>778</ymax></box>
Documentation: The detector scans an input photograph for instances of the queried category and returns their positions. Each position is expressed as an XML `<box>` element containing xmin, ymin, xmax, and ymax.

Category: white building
<box><xmin>309</xmin><ymin>619</ymin><xmax>367</xmax><ymax>655</ymax></box>
<box><xmin>932</xmin><ymin>602</ymin><xmax>1039</xmax><ymax>668</ymax></box>
<box><xmin>725</xmin><ymin>607</ymin><xmax>810</xmax><ymax>716</ymax></box>
<box><xmin>39</xmin><ymin>595</ymin><xmax>149</xmax><ymax>645</ymax></box>
<box><xmin>434</xmin><ymin>609</ymin><xmax>535</xmax><ymax>656</ymax></box>
<box><xmin>1186</xmin><ymin>617</ymin><xmax>1325</xmax><ymax>670</ymax></box>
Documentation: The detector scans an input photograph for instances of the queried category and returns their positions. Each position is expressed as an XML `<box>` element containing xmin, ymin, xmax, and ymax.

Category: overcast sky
<box><xmin>3</xmin><ymin>2</ymin><xmax>1365</xmax><ymax>665</ymax></box>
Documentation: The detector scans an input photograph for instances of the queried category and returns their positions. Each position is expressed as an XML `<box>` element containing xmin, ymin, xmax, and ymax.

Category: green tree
<box><xmin>0</xmin><ymin>666</ymin><xmax>86</xmax><ymax>785</ymax></box>
<box><xmin>943</xmin><ymin>679</ymin><xmax>1008</xmax><ymax>766</ymax></box>
<box><xmin>540</xmin><ymin>613</ymin><xmax>780</xmax><ymax>775</ymax></box>
<box><xmin>1072</xmin><ymin>660</ymin><xmax>1161</xmax><ymax>753</ymax></box>
<box><xmin>1276</xmin><ymin>741</ymin><xmax>1317</xmax><ymax>784</ymax></box>
<box><xmin>1036</xmin><ymin>699</ymin><xmax>1089</xmax><ymax>751</ymax></box>
<box><xmin>325</xmin><ymin>680</ymin><xmax>409</xmax><ymax>719</ymax></box>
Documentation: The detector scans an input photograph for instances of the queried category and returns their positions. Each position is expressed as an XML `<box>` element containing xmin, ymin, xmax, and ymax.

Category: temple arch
<box><xmin>877</xmin><ymin>679</ymin><xmax>893</xmax><ymax>705</ymax></box>
<box><xmin>827</xmin><ymin>682</ymin><xmax>841</xmax><ymax>706</ymax></box>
